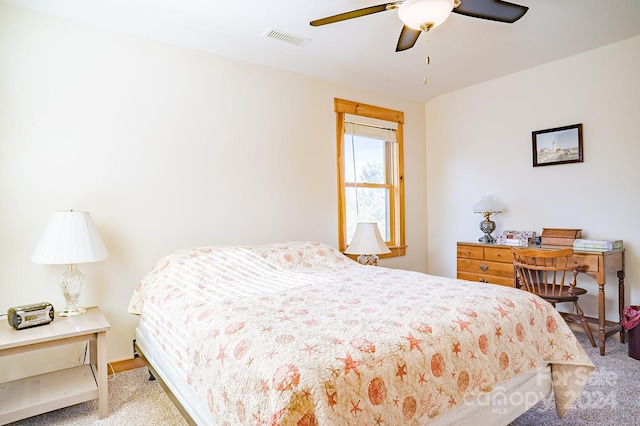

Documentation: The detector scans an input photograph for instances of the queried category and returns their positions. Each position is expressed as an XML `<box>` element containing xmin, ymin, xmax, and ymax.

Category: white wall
<box><xmin>0</xmin><ymin>1</ymin><xmax>427</xmax><ymax>377</ymax></box>
<box><xmin>426</xmin><ymin>35</ymin><xmax>640</xmax><ymax>322</ymax></box>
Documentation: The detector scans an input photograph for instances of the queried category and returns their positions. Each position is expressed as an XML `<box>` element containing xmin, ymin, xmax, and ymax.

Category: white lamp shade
<box><xmin>345</xmin><ymin>222</ymin><xmax>392</xmax><ymax>255</ymax></box>
<box><xmin>473</xmin><ymin>195</ymin><xmax>503</xmax><ymax>213</ymax></box>
<box><xmin>398</xmin><ymin>0</ymin><xmax>455</xmax><ymax>31</ymax></box>
<box><xmin>31</xmin><ymin>211</ymin><xmax>109</xmax><ymax>264</ymax></box>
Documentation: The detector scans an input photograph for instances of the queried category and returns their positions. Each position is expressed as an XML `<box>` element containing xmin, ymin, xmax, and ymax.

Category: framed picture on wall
<box><xmin>532</xmin><ymin>123</ymin><xmax>583</xmax><ymax>167</ymax></box>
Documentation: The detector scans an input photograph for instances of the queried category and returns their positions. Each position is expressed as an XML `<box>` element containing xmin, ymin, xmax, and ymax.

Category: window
<box><xmin>335</xmin><ymin>98</ymin><xmax>406</xmax><ymax>257</ymax></box>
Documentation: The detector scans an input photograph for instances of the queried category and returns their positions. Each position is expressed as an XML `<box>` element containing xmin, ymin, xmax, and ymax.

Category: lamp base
<box><xmin>59</xmin><ymin>264</ymin><xmax>87</xmax><ymax>316</ymax></box>
<box><xmin>58</xmin><ymin>306</ymin><xmax>87</xmax><ymax>317</ymax></box>
<box><xmin>356</xmin><ymin>254</ymin><xmax>379</xmax><ymax>266</ymax></box>
<box><xmin>478</xmin><ymin>219</ymin><xmax>497</xmax><ymax>244</ymax></box>
<box><xmin>478</xmin><ymin>234</ymin><xmax>497</xmax><ymax>244</ymax></box>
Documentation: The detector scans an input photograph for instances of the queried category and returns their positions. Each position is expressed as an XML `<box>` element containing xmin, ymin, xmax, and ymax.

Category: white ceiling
<box><xmin>7</xmin><ymin>0</ymin><xmax>640</xmax><ymax>103</ymax></box>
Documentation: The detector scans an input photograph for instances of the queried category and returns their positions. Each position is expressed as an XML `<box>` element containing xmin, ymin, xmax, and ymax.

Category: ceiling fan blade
<box><xmin>310</xmin><ymin>3</ymin><xmax>397</xmax><ymax>26</ymax></box>
<box><xmin>453</xmin><ymin>0</ymin><xmax>528</xmax><ymax>23</ymax></box>
<box><xmin>396</xmin><ymin>26</ymin><xmax>422</xmax><ymax>52</ymax></box>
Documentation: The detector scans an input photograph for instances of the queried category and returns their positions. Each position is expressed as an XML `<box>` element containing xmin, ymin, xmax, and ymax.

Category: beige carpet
<box><xmin>7</xmin><ymin>367</ymin><xmax>187</xmax><ymax>426</ymax></box>
<box><xmin>509</xmin><ymin>331</ymin><xmax>640</xmax><ymax>425</ymax></box>
<box><xmin>7</xmin><ymin>331</ymin><xmax>640</xmax><ymax>425</ymax></box>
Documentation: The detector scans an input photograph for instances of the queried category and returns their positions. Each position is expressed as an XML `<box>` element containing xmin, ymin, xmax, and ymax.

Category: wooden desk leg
<box><xmin>598</xmin><ymin>282</ymin><xmax>606</xmax><ymax>356</ymax></box>
<box><xmin>618</xmin><ymin>269</ymin><xmax>626</xmax><ymax>343</ymax></box>
<box><xmin>90</xmin><ymin>331</ymin><xmax>109</xmax><ymax>419</ymax></box>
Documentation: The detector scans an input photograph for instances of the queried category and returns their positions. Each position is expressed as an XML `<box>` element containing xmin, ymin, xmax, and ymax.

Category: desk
<box><xmin>571</xmin><ymin>247</ymin><xmax>625</xmax><ymax>356</ymax></box>
<box><xmin>457</xmin><ymin>242</ymin><xmax>625</xmax><ymax>356</ymax></box>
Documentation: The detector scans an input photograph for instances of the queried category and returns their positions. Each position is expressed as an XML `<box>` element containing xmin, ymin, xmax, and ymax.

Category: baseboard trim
<box><xmin>111</xmin><ymin>357</ymin><xmax>146</xmax><ymax>374</ymax></box>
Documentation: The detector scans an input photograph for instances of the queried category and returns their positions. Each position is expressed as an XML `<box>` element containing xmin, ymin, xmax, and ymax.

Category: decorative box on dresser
<box><xmin>456</xmin><ymin>242</ymin><xmax>515</xmax><ymax>287</ymax></box>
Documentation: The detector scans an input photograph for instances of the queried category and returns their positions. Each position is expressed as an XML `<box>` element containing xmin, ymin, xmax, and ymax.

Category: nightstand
<box><xmin>0</xmin><ymin>306</ymin><xmax>110</xmax><ymax>424</ymax></box>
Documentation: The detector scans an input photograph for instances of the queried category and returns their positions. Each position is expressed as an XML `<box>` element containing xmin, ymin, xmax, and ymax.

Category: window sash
<box><xmin>345</xmin><ymin>184</ymin><xmax>393</xmax><ymax>242</ymax></box>
<box><xmin>344</xmin><ymin>135</ymin><xmax>390</xmax><ymax>185</ymax></box>
<box><xmin>344</xmin><ymin>122</ymin><xmax>397</xmax><ymax>142</ymax></box>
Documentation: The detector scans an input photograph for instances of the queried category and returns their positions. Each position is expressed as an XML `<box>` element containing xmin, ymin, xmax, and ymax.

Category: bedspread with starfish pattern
<box><xmin>129</xmin><ymin>241</ymin><xmax>594</xmax><ymax>425</ymax></box>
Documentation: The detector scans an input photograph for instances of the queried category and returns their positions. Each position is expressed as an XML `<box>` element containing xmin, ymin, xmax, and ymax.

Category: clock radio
<box><xmin>7</xmin><ymin>302</ymin><xmax>55</xmax><ymax>330</ymax></box>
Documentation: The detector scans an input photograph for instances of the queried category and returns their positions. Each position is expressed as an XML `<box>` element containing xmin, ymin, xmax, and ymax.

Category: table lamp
<box><xmin>31</xmin><ymin>210</ymin><xmax>109</xmax><ymax>316</ymax></box>
<box><xmin>473</xmin><ymin>195</ymin><xmax>503</xmax><ymax>244</ymax></box>
<box><xmin>344</xmin><ymin>222</ymin><xmax>391</xmax><ymax>266</ymax></box>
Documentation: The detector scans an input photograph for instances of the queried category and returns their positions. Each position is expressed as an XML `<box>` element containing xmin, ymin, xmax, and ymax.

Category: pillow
<box><xmin>243</xmin><ymin>241</ymin><xmax>350</xmax><ymax>271</ymax></box>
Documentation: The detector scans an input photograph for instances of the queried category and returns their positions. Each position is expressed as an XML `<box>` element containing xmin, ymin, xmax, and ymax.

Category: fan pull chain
<box><xmin>423</xmin><ymin>31</ymin><xmax>430</xmax><ymax>85</ymax></box>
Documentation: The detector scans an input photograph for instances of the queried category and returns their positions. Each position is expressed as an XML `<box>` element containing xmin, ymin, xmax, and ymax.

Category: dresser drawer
<box><xmin>457</xmin><ymin>242</ymin><xmax>516</xmax><ymax>288</ymax></box>
<box><xmin>457</xmin><ymin>258</ymin><xmax>514</xmax><ymax>278</ymax></box>
<box><xmin>458</xmin><ymin>272</ymin><xmax>514</xmax><ymax>287</ymax></box>
<box><xmin>457</xmin><ymin>245</ymin><xmax>483</xmax><ymax>260</ymax></box>
<box><xmin>484</xmin><ymin>246</ymin><xmax>511</xmax><ymax>263</ymax></box>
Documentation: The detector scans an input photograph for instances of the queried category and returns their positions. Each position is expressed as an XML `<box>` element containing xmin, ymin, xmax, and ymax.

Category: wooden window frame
<box><xmin>335</xmin><ymin>98</ymin><xmax>406</xmax><ymax>258</ymax></box>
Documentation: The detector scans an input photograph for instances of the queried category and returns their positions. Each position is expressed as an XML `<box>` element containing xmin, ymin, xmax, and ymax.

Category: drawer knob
<box><xmin>479</xmin><ymin>279</ymin><xmax>488</xmax><ymax>283</ymax></box>
<box><xmin>479</xmin><ymin>264</ymin><xmax>489</xmax><ymax>271</ymax></box>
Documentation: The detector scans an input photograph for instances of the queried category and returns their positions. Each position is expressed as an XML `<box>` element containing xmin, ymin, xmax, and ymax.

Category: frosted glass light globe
<box><xmin>398</xmin><ymin>0</ymin><xmax>455</xmax><ymax>31</ymax></box>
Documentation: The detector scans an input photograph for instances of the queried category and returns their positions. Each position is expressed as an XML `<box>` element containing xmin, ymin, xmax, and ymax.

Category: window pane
<box><xmin>344</xmin><ymin>135</ymin><xmax>386</xmax><ymax>184</ymax></box>
<box><xmin>345</xmin><ymin>187</ymin><xmax>390</xmax><ymax>242</ymax></box>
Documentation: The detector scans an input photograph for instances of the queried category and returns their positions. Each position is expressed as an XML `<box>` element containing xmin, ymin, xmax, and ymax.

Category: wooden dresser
<box><xmin>457</xmin><ymin>241</ymin><xmax>626</xmax><ymax>355</ymax></box>
<box><xmin>456</xmin><ymin>242</ymin><xmax>515</xmax><ymax>287</ymax></box>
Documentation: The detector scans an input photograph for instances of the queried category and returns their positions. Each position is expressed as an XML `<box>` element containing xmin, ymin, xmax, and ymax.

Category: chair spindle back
<box><xmin>511</xmin><ymin>247</ymin><xmax>580</xmax><ymax>297</ymax></box>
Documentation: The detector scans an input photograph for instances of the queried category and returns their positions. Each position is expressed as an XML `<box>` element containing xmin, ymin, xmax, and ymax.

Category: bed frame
<box><xmin>134</xmin><ymin>342</ymin><xmax>197</xmax><ymax>426</ymax></box>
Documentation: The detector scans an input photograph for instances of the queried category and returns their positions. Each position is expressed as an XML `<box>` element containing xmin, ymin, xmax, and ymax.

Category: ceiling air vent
<box><xmin>263</xmin><ymin>28</ymin><xmax>311</xmax><ymax>47</ymax></box>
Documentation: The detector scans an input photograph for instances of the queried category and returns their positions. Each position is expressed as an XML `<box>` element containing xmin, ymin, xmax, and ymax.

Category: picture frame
<box><xmin>531</xmin><ymin>123</ymin><xmax>583</xmax><ymax>167</ymax></box>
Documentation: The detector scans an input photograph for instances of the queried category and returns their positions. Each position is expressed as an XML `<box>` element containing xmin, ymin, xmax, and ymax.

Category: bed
<box><xmin>128</xmin><ymin>241</ymin><xmax>594</xmax><ymax>425</ymax></box>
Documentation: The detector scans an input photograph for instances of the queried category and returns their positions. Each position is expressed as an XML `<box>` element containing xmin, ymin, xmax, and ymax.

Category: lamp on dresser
<box><xmin>345</xmin><ymin>222</ymin><xmax>391</xmax><ymax>266</ymax></box>
<box><xmin>473</xmin><ymin>195</ymin><xmax>503</xmax><ymax>244</ymax></box>
<box><xmin>31</xmin><ymin>210</ymin><xmax>109</xmax><ymax>316</ymax></box>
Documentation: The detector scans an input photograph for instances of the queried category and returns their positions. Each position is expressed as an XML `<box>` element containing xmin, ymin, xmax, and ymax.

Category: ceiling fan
<box><xmin>310</xmin><ymin>0</ymin><xmax>529</xmax><ymax>52</ymax></box>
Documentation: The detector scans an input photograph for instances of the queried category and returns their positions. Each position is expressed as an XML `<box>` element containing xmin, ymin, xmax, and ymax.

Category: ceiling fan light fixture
<box><xmin>398</xmin><ymin>0</ymin><xmax>455</xmax><ymax>31</ymax></box>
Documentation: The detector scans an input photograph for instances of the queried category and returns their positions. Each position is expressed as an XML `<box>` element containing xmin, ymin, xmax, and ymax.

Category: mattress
<box><xmin>428</xmin><ymin>365</ymin><xmax>552</xmax><ymax>425</ymax></box>
<box><xmin>137</xmin><ymin>321</ymin><xmax>552</xmax><ymax>425</ymax></box>
<box><xmin>136</xmin><ymin>325</ymin><xmax>209</xmax><ymax>425</ymax></box>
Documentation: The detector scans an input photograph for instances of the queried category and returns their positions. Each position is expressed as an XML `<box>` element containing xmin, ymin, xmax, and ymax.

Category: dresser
<box><xmin>456</xmin><ymin>242</ymin><xmax>515</xmax><ymax>287</ymax></box>
<box><xmin>456</xmin><ymin>241</ymin><xmax>626</xmax><ymax>356</ymax></box>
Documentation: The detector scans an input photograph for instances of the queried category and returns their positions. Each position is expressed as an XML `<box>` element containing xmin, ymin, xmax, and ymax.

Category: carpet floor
<box><xmin>509</xmin><ymin>331</ymin><xmax>640</xmax><ymax>425</ymax></box>
<box><xmin>7</xmin><ymin>331</ymin><xmax>639</xmax><ymax>425</ymax></box>
<box><xmin>7</xmin><ymin>367</ymin><xmax>187</xmax><ymax>426</ymax></box>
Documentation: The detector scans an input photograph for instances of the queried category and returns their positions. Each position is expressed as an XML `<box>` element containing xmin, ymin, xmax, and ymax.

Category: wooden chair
<box><xmin>511</xmin><ymin>247</ymin><xmax>596</xmax><ymax>347</ymax></box>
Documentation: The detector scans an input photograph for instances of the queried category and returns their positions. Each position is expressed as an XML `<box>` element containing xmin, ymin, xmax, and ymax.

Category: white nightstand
<box><xmin>0</xmin><ymin>306</ymin><xmax>110</xmax><ymax>424</ymax></box>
